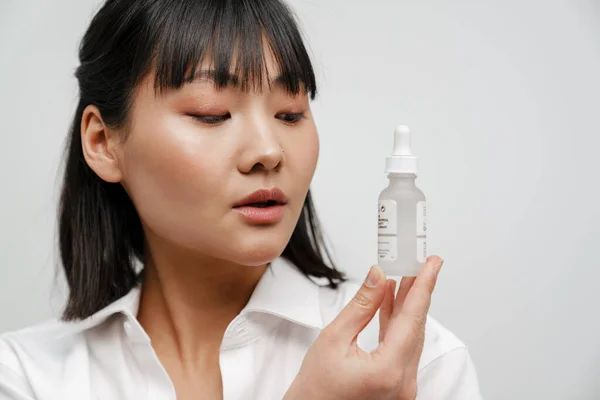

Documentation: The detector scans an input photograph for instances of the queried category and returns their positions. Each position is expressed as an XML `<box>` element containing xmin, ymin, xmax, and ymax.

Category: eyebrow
<box><xmin>190</xmin><ymin>69</ymin><xmax>288</xmax><ymax>89</ymax></box>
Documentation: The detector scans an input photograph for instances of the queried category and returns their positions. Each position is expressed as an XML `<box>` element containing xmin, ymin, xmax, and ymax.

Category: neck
<box><xmin>136</xmin><ymin>240</ymin><xmax>267</xmax><ymax>369</ymax></box>
<box><xmin>388</xmin><ymin>173</ymin><xmax>417</xmax><ymax>186</ymax></box>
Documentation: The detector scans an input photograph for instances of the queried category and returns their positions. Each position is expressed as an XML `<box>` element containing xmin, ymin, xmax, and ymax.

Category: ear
<box><xmin>81</xmin><ymin>105</ymin><xmax>123</xmax><ymax>183</ymax></box>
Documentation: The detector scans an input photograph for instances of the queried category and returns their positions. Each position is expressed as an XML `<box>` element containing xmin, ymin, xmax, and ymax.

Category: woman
<box><xmin>0</xmin><ymin>0</ymin><xmax>481</xmax><ymax>399</ymax></box>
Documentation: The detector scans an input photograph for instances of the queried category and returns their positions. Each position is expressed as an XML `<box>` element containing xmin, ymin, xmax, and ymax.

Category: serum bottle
<box><xmin>378</xmin><ymin>125</ymin><xmax>427</xmax><ymax>277</ymax></box>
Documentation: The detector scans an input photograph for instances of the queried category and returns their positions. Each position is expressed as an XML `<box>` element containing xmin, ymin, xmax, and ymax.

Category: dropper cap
<box><xmin>385</xmin><ymin>125</ymin><xmax>418</xmax><ymax>174</ymax></box>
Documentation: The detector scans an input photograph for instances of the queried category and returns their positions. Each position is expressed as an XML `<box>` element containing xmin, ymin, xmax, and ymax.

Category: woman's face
<box><xmin>115</xmin><ymin>50</ymin><xmax>319</xmax><ymax>266</ymax></box>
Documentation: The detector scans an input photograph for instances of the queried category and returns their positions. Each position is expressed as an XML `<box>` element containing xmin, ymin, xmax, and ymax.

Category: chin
<box><xmin>228</xmin><ymin>232</ymin><xmax>290</xmax><ymax>267</ymax></box>
<box><xmin>235</xmin><ymin>245</ymin><xmax>285</xmax><ymax>267</ymax></box>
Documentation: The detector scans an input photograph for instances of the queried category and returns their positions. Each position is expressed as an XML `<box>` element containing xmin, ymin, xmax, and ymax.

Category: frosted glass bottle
<box><xmin>378</xmin><ymin>173</ymin><xmax>427</xmax><ymax>276</ymax></box>
<box><xmin>377</xmin><ymin>125</ymin><xmax>427</xmax><ymax>277</ymax></box>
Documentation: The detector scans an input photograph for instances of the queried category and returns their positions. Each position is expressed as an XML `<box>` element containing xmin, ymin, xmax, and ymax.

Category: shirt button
<box><xmin>124</xmin><ymin>321</ymin><xmax>135</xmax><ymax>336</ymax></box>
<box><xmin>124</xmin><ymin>320</ymin><xmax>146</xmax><ymax>343</ymax></box>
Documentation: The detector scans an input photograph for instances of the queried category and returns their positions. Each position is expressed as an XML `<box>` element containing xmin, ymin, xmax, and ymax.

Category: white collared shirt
<box><xmin>0</xmin><ymin>258</ymin><xmax>482</xmax><ymax>399</ymax></box>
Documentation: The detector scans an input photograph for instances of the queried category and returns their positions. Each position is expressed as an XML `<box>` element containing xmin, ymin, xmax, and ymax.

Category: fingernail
<box><xmin>389</xmin><ymin>279</ymin><xmax>397</xmax><ymax>292</ymax></box>
<box><xmin>434</xmin><ymin>258</ymin><xmax>444</xmax><ymax>270</ymax></box>
<box><xmin>365</xmin><ymin>265</ymin><xmax>381</xmax><ymax>288</ymax></box>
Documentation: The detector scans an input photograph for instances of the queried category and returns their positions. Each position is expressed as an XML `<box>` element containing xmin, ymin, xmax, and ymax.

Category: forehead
<box><xmin>147</xmin><ymin>48</ymin><xmax>307</xmax><ymax>101</ymax></box>
<box><xmin>134</xmin><ymin>50</ymin><xmax>294</xmax><ymax>107</ymax></box>
<box><xmin>194</xmin><ymin>40</ymin><xmax>283</xmax><ymax>85</ymax></box>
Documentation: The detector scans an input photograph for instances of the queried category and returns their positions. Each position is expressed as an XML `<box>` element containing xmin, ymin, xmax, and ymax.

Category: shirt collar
<box><xmin>66</xmin><ymin>279</ymin><xmax>142</xmax><ymax>335</ymax></box>
<box><xmin>242</xmin><ymin>256</ymin><xmax>323</xmax><ymax>330</ymax></box>
<box><xmin>67</xmin><ymin>256</ymin><xmax>324</xmax><ymax>339</ymax></box>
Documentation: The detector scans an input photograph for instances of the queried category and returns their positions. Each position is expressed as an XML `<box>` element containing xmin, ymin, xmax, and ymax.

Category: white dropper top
<box><xmin>385</xmin><ymin>125</ymin><xmax>418</xmax><ymax>174</ymax></box>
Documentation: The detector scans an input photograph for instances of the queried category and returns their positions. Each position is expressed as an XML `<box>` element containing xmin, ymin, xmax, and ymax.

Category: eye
<box><xmin>189</xmin><ymin>113</ymin><xmax>230</xmax><ymax>125</ymax></box>
<box><xmin>276</xmin><ymin>113</ymin><xmax>306</xmax><ymax>124</ymax></box>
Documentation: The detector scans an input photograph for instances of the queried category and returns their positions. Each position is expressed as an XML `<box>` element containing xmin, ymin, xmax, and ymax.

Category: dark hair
<box><xmin>59</xmin><ymin>0</ymin><xmax>346</xmax><ymax>321</ymax></box>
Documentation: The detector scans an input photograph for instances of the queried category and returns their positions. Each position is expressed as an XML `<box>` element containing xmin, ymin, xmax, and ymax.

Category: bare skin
<box><xmin>80</xmin><ymin>43</ymin><xmax>318</xmax><ymax>399</ymax></box>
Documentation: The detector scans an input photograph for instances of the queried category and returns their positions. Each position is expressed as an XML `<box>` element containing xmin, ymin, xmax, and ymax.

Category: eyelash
<box><xmin>193</xmin><ymin>114</ymin><xmax>230</xmax><ymax>125</ymax></box>
<box><xmin>190</xmin><ymin>112</ymin><xmax>306</xmax><ymax>125</ymax></box>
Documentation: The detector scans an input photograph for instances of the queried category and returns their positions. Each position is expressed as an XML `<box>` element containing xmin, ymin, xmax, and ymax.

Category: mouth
<box><xmin>233</xmin><ymin>188</ymin><xmax>288</xmax><ymax>224</ymax></box>
<box><xmin>241</xmin><ymin>200</ymin><xmax>280</xmax><ymax>208</ymax></box>
<box><xmin>233</xmin><ymin>188</ymin><xmax>288</xmax><ymax>208</ymax></box>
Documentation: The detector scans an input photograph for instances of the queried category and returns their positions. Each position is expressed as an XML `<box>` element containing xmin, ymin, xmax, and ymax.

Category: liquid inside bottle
<box><xmin>377</xmin><ymin>125</ymin><xmax>427</xmax><ymax>277</ymax></box>
<box><xmin>378</xmin><ymin>173</ymin><xmax>426</xmax><ymax>276</ymax></box>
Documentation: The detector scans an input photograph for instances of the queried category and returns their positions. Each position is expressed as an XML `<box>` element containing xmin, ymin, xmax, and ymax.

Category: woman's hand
<box><xmin>283</xmin><ymin>256</ymin><xmax>444</xmax><ymax>400</ymax></box>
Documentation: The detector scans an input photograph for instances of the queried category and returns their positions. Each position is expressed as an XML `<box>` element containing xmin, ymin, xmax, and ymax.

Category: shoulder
<box><xmin>0</xmin><ymin>313</ymin><xmax>123</xmax><ymax>398</ymax></box>
<box><xmin>318</xmin><ymin>280</ymin><xmax>468</xmax><ymax>369</ymax></box>
<box><xmin>0</xmin><ymin>318</ymin><xmax>85</xmax><ymax>397</ymax></box>
<box><xmin>0</xmin><ymin>318</ymin><xmax>91</xmax><ymax>366</ymax></box>
<box><xmin>0</xmin><ymin>286</ymin><xmax>143</xmax><ymax>398</ymax></box>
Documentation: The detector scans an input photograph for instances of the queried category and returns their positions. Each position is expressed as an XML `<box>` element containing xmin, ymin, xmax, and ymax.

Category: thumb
<box><xmin>325</xmin><ymin>265</ymin><xmax>387</xmax><ymax>344</ymax></box>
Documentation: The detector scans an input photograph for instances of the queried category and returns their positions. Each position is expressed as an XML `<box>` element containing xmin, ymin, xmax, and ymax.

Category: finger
<box><xmin>401</xmin><ymin>256</ymin><xmax>443</xmax><ymax>318</ymax></box>
<box><xmin>390</xmin><ymin>276</ymin><xmax>416</xmax><ymax>320</ymax></box>
<box><xmin>378</xmin><ymin>279</ymin><xmax>397</xmax><ymax>342</ymax></box>
<box><xmin>382</xmin><ymin>257</ymin><xmax>444</xmax><ymax>356</ymax></box>
<box><xmin>326</xmin><ymin>265</ymin><xmax>387</xmax><ymax>344</ymax></box>
<box><xmin>392</xmin><ymin>255</ymin><xmax>439</xmax><ymax>319</ymax></box>
<box><xmin>401</xmin><ymin>322</ymin><xmax>426</xmax><ymax>395</ymax></box>
<box><xmin>405</xmin><ymin>332</ymin><xmax>425</xmax><ymax>381</ymax></box>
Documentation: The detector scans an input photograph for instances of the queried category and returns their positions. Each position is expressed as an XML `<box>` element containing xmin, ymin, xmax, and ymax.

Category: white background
<box><xmin>1</xmin><ymin>0</ymin><xmax>599</xmax><ymax>399</ymax></box>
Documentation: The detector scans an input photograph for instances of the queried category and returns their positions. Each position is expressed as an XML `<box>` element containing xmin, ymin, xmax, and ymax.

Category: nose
<box><xmin>237</xmin><ymin>121</ymin><xmax>284</xmax><ymax>174</ymax></box>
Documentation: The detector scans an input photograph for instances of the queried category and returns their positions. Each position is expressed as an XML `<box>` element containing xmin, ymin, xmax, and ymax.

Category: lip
<box><xmin>233</xmin><ymin>188</ymin><xmax>289</xmax><ymax>208</ymax></box>
<box><xmin>233</xmin><ymin>188</ymin><xmax>288</xmax><ymax>224</ymax></box>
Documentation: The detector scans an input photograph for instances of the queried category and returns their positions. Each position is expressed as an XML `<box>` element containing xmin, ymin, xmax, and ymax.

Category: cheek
<box><xmin>288</xmin><ymin>125</ymin><xmax>319</xmax><ymax>188</ymax></box>
<box><xmin>119</xmin><ymin>117</ymin><xmax>228</xmax><ymax>242</ymax></box>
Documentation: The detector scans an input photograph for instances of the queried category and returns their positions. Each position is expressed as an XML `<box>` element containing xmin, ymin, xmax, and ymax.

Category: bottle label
<box><xmin>378</xmin><ymin>236</ymin><xmax>397</xmax><ymax>261</ymax></box>
<box><xmin>378</xmin><ymin>200</ymin><xmax>397</xmax><ymax>234</ymax></box>
<box><xmin>417</xmin><ymin>237</ymin><xmax>427</xmax><ymax>263</ymax></box>
<box><xmin>378</xmin><ymin>200</ymin><xmax>397</xmax><ymax>261</ymax></box>
<box><xmin>416</xmin><ymin>201</ymin><xmax>427</xmax><ymax>236</ymax></box>
<box><xmin>417</xmin><ymin>201</ymin><xmax>427</xmax><ymax>262</ymax></box>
